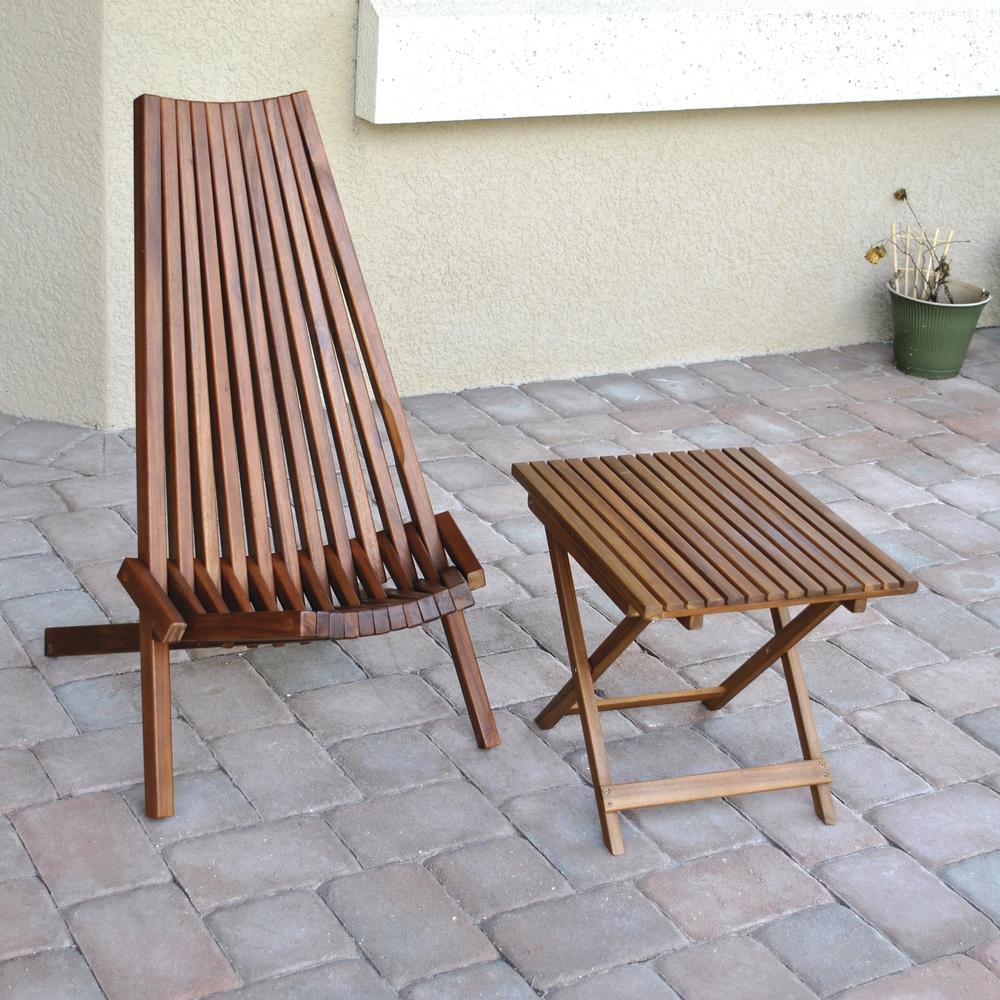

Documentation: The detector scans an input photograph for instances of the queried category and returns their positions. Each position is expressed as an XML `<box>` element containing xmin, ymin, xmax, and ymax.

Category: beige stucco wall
<box><xmin>0</xmin><ymin>0</ymin><xmax>107</xmax><ymax>426</ymax></box>
<box><xmin>4</xmin><ymin>1</ymin><xmax>1000</xmax><ymax>428</ymax></box>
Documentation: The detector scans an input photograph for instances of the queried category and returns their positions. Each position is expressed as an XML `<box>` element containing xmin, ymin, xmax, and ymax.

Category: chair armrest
<box><xmin>117</xmin><ymin>558</ymin><xmax>187</xmax><ymax>643</ymax></box>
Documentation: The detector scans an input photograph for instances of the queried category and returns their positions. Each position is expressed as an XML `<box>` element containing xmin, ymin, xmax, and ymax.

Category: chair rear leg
<box><xmin>441</xmin><ymin>609</ymin><xmax>501</xmax><ymax>749</ymax></box>
<box><xmin>140</xmin><ymin>621</ymin><xmax>174</xmax><ymax>818</ymax></box>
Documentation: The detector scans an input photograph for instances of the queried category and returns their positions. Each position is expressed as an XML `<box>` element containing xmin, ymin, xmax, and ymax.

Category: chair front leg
<box><xmin>140</xmin><ymin>620</ymin><xmax>174</xmax><ymax>818</ymax></box>
<box><xmin>441</xmin><ymin>609</ymin><xmax>501</xmax><ymax>749</ymax></box>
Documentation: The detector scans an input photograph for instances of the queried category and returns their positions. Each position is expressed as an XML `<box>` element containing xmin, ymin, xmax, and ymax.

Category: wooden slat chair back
<box><xmin>45</xmin><ymin>92</ymin><xmax>500</xmax><ymax>818</ymax></box>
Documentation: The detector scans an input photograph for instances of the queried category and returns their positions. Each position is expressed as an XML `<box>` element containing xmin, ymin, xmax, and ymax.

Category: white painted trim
<box><xmin>356</xmin><ymin>1</ymin><xmax>1000</xmax><ymax>124</ymax></box>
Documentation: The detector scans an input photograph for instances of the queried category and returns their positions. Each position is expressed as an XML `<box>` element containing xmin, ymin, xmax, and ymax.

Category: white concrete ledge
<box><xmin>356</xmin><ymin>1</ymin><xmax>1000</xmax><ymax>124</ymax></box>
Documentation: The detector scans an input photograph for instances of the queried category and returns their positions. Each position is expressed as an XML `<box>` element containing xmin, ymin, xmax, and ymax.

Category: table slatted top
<box><xmin>512</xmin><ymin>447</ymin><xmax>917</xmax><ymax>619</ymax></box>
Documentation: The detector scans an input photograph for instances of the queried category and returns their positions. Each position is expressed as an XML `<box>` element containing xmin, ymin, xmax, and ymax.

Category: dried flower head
<box><xmin>864</xmin><ymin>244</ymin><xmax>887</xmax><ymax>264</ymax></box>
<box><xmin>893</xmin><ymin>188</ymin><xmax>908</xmax><ymax>201</ymax></box>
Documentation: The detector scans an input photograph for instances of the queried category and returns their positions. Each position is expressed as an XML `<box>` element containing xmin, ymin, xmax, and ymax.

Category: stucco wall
<box><xmin>0</xmin><ymin>0</ymin><xmax>107</xmax><ymax>426</ymax></box>
<box><xmin>5</xmin><ymin>1</ymin><xmax>1000</xmax><ymax>428</ymax></box>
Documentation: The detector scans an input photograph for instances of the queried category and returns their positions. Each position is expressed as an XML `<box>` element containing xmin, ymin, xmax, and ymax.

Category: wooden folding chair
<box><xmin>44</xmin><ymin>92</ymin><xmax>500</xmax><ymax>818</ymax></box>
<box><xmin>513</xmin><ymin>449</ymin><xmax>917</xmax><ymax>854</ymax></box>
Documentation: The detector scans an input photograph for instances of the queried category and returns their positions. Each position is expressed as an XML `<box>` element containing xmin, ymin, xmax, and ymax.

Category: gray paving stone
<box><xmin>814</xmin><ymin>847</ymin><xmax>997</xmax><ymax>962</ymax></box>
<box><xmin>0</xmin><ymin>553</ymin><xmax>77</xmax><ymax>601</ymax></box>
<box><xmin>824</xmin><ymin>743</ymin><xmax>931</xmax><ymax>812</ymax></box>
<box><xmin>330</xmin><ymin>778</ymin><xmax>509</xmax><ymax>866</ymax></box>
<box><xmin>292</xmin><ymin>673</ymin><xmax>453</xmax><ymax>744</ymax></box>
<box><xmin>795</xmin><ymin>348</ymin><xmax>880</xmax><ymax>381</ymax></box>
<box><xmin>0</xmin><ymin>618</ymin><xmax>27</xmax><ymax>668</ymax></box>
<box><xmin>51</xmin><ymin>430</ymin><xmax>134</xmax><ymax>477</ymax></box>
<box><xmin>825</xmin><ymin>498</ymin><xmax>900</xmax><ymax>534</ymax></box>
<box><xmin>796</xmin><ymin>406</ymin><xmax>873</xmax><ymax>435</ymax></box>
<box><xmin>762</xmin><ymin>384</ymin><xmax>850</xmax><ymax>411</ymax></box>
<box><xmin>970</xmin><ymin>935</ymin><xmax>1000</xmax><ymax>979</ymax></box>
<box><xmin>461</xmin><ymin>385</ymin><xmax>559</xmax><ymax>424</ymax></box>
<box><xmin>844</xmin><ymin>400</ymin><xmax>942</xmax><ymax>440</ymax></box>
<box><xmin>613</xmin><ymin>401</ymin><xmax>712</xmax><ymax>433</ymax></box>
<box><xmin>52</xmin><ymin>472</ymin><xmax>136</xmax><ymax>511</ymax></box>
<box><xmin>868</xmin><ymin>528</ymin><xmax>962</xmax><ymax>571</ymax></box>
<box><xmin>920</xmin><ymin>555</ymin><xmax>1000</xmax><ymax>604</ymax></box>
<box><xmin>640</xmin><ymin>844</ymin><xmax>829</xmax><ymax>940</ymax></box>
<box><xmin>54</xmin><ymin>671</ymin><xmax>150</xmax><ymax>731</ymax></box>
<box><xmin>638</xmin><ymin>612</ymin><xmax>772</xmax><ymax>666</ymax></box>
<box><xmin>507</xmin><ymin>782</ymin><xmax>668</xmax><ymax>890</ymax></box>
<box><xmin>896</xmin><ymin>502</ymin><xmax>1000</xmax><ymax>556</ymax></box>
<box><xmin>458</xmin><ymin>482</ymin><xmax>530</xmax><ymax>522</ymax></box>
<box><xmin>879</xmin><ymin>450</ymin><xmax>962</xmax><ymax>487</ymax></box>
<box><xmin>206</xmin><ymin>890</ymin><xmax>356</xmax><ymax>983</ymax></box>
<box><xmin>404</xmin><ymin>392</ymin><xmax>500</xmax><ymax>437</ymax></box>
<box><xmin>941</xmin><ymin>850</ymin><xmax>1000</xmax><ymax>924</ymax></box>
<box><xmin>342</xmin><ymin>627</ymin><xmax>451</xmax><ymax>676</ymax></box>
<box><xmin>27</xmin><ymin>638</ymin><xmax>140</xmax><ymax>685</ymax></box>
<box><xmin>165</xmin><ymin>815</ymin><xmax>358</xmax><ymax>912</ymax></box>
<box><xmin>426</xmin><ymin>711</ymin><xmax>577</xmax><ymax>802</ymax></box>
<box><xmin>691</xmin><ymin>359</ymin><xmax>783</xmax><ymax>394</ymax></box>
<box><xmin>519</xmin><ymin>413</ymin><xmax>628</xmax><ymax>447</ymax></box>
<box><xmin>431</xmin><ymin>835</ymin><xmax>571</xmax><ymax>924</ymax></box>
<box><xmin>831</xmin><ymin>624</ymin><xmax>946</xmax><ymax>675</ymax></box>
<box><xmin>424</xmin><ymin>456</ymin><xmax>509</xmax><ymax>492</ymax></box>
<box><xmin>754</xmin><ymin>904</ymin><xmax>910</xmax><ymax>997</ymax></box>
<box><xmin>958</xmin><ymin>706</ymin><xmax>1000</xmax><ymax>754</ymax></box>
<box><xmin>0</xmin><ymin>878</ymin><xmax>70</xmax><ymax>960</ymax></box>
<box><xmin>578</xmin><ymin>373</ymin><xmax>669</xmax><ymax>408</ymax></box>
<box><xmin>520</xmin><ymin>379</ymin><xmax>615</xmax><ymax>415</ymax></box>
<box><xmin>512</xmin><ymin>696</ymin><xmax>640</xmax><ymax>754</ymax></box>
<box><xmin>546</xmin><ymin>964</ymin><xmax>679</xmax><ymax>1000</ymax></box>
<box><xmin>711</xmin><ymin>401</ymin><xmax>812</xmax><ymax>442</ymax></box>
<box><xmin>36</xmin><ymin>509</ymin><xmax>136</xmax><ymax>567</ymax></box>
<box><xmin>850</xmin><ymin>701</ymin><xmax>1000</xmax><ymax>787</ymax></box>
<box><xmin>214</xmin><ymin>723</ymin><xmax>360</xmax><ymax>819</ymax></box>
<box><xmin>424</xmin><ymin>647</ymin><xmax>570</xmax><ymax>711</ymax></box>
<box><xmin>701</xmin><ymin>700</ymin><xmax>861</xmax><ymax>767</ymax></box>
<box><xmin>494</xmin><ymin>514</ymin><xmax>548</xmax><ymax>553</ymax></box>
<box><xmin>931</xmin><ymin>475</ymin><xmax>1000</xmax><ymax>513</ymax></box>
<box><xmin>632</xmin><ymin>794</ymin><xmax>764</xmax><ymax>862</ymax></box>
<box><xmin>0</xmin><ymin>816</ymin><xmax>32</xmax><ymax>881</ymax></box>
<box><xmin>467</xmin><ymin>429</ymin><xmax>556</xmax><ymax>469</ymax></box>
<box><xmin>488</xmin><ymin>882</ymin><xmax>684</xmax><ymax>991</ymax></box>
<box><xmin>635</xmin><ymin>365</ymin><xmax>727</xmax><ymax>403</ymax></box>
<box><xmin>567</xmin><ymin>726</ymin><xmax>735</xmax><ymax>790</ymax></box>
<box><xmin>0</xmin><ymin>669</ymin><xmax>74</xmax><ymax>749</ymax></box>
<box><xmin>14</xmin><ymin>792</ymin><xmax>169</xmax><ymax>907</ymax></box>
<box><xmin>75</xmin><ymin>560</ymin><xmax>136</xmax><ymax>621</ymax></box>
<box><xmin>658</xmin><ymin>935</ymin><xmax>818</xmax><ymax>1000</ymax></box>
<box><xmin>914</xmin><ymin>432</ymin><xmax>1000</xmax><ymax>476</ymax></box>
<box><xmin>825</xmin><ymin>464</ymin><xmax>932</xmax><ymax>510</ymax></box>
<box><xmin>732</xmin><ymin>788</ymin><xmax>885</xmax><ymax>867</ymax></box>
<box><xmin>246</xmin><ymin>631</ymin><xmax>364</xmax><ymax>697</ymax></box>
<box><xmin>745</xmin><ymin>352</ymin><xmax>837</xmax><ymax>388</ymax></box>
<box><xmin>68</xmin><ymin>883</ymin><xmax>239</xmax><ymax>1000</ymax></box>
<box><xmin>334</xmin><ymin>727</ymin><xmax>457</xmax><ymax>796</ymax></box>
<box><xmin>171</xmin><ymin>655</ymin><xmax>293</xmax><ymax>741</ymax></box>
<box><xmin>0</xmin><ymin>948</ymin><xmax>103</xmax><ymax>1000</ymax></box>
<box><xmin>836</xmin><ymin>954</ymin><xmax>1000</xmax><ymax>1000</ymax></box>
<box><xmin>35</xmin><ymin>719</ymin><xmax>213</xmax><ymax>796</ymax></box>
<box><xmin>219</xmin><ymin>960</ymin><xmax>397</xmax><ymax>1000</ymax></box>
<box><xmin>2</xmin><ymin>588</ymin><xmax>105</xmax><ymax>642</ymax></box>
<box><xmin>868</xmin><ymin>783</ymin><xmax>1000</xmax><ymax>868</ymax></box>
<box><xmin>324</xmin><ymin>863</ymin><xmax>496</xmax><ymax>988</ymax></box>
<box><xmin>123</xmin><ymin>769</ymin><xmax>257</xmax><ymax>848</ymax></box>
<box><xmin>807</xmin><ymin>430</ymin><xmax>908</xmax><ymax>464</ymax></box>
<box><xmin>676</xmin><ymin>422</ymin><xmax>756</xmax><ymax>449</ymax></box>
<box><xmin>403</xmin><ymin>960</ymin><xmax>536</xmax><ymax>999</ymax></box>
<box><xmin>426</xmin><ymin>608</ymin><xmax>532</xmax><ymax>658</ymax></box>
<box><xmin>0</xmin><ymin>484</ymin><xmax>66</xmax><ymax>520</ymax></box>
<box><xmin>878</xmin><ymin>590</ymin><xmax>1000</xmax><ymax>658</ymax></box>
<box><xmin>799</xmin><ymin>640</ymin><xmax>906</xmax><ymax>715</ymax></box>
<box><xmin>894</xmin><ymin>655</ymin><xmax>1000</xmax><ymax>718</ymax></box>
<box><xmin>0</xmin><ymin>748</ymin><xmax>55</xmax><ymax>815</ymax></box>
<box><xmin>0</xmin><ymin>421</ymin><xmax>89</xmax><ymax>465</ymax></box>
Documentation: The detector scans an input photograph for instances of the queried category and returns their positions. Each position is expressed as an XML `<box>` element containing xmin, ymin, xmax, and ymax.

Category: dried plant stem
<box><xmin>904</xmin><ymin>225</ymin><xmax>911</xmax><ymax>296</ymax></box>
<box><xmin>891</xmin><ymin>223</ymin><xmax>899</xmax><ymax>291</ymax></box>
<box><xmin>925</xmin><ymin>227</ymin><xmax>940</xmax><ymax>294</ymax></box>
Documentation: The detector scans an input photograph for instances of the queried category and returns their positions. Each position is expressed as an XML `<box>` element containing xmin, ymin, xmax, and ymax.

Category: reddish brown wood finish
<box><xmin>44</xmin><ymin>92</ymin><xmax>500</xmax><ymax>819</ymax></box>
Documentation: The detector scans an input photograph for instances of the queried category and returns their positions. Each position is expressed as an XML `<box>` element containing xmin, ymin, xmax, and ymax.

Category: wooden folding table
<box><xmin>513</xmin><ymin>447</ymin><xmax>917</xmax><ymax>855</ymax></box>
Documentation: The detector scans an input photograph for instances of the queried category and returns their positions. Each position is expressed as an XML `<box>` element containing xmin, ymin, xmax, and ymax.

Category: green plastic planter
<box><xmin>889</xmin><ymin>280</ymin><xmax>990</xmax><ymax>379</ymax></box>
